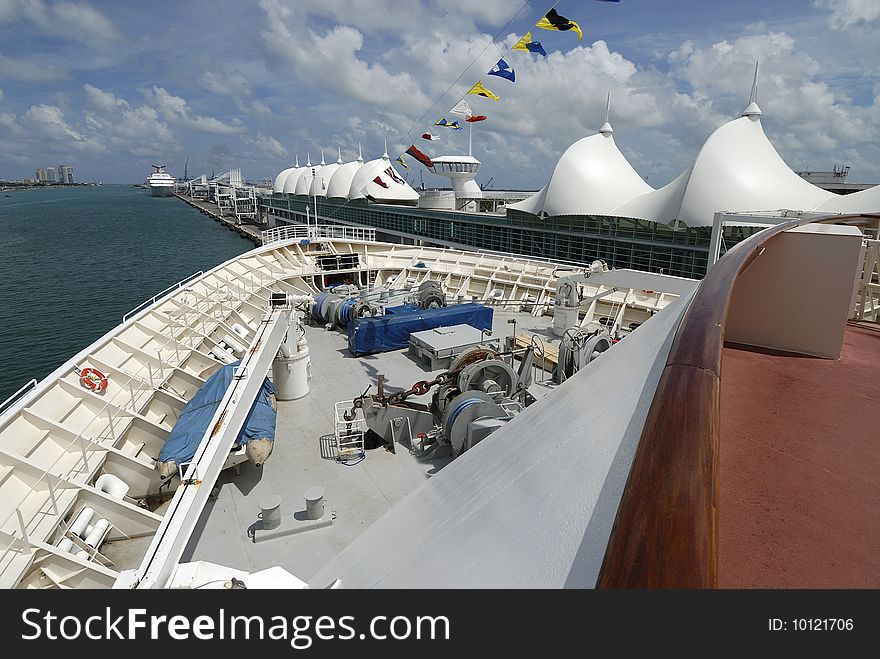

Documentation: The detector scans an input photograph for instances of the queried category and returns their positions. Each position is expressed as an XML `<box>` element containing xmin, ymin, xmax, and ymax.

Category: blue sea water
<box><xmin>0</xmin><ymin>185</ymin><xmax>251</xmax><ymax>404</ymax></box>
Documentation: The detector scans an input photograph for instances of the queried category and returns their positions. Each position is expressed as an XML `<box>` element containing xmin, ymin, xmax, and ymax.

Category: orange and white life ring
<box><xmin>80</xmin><ymin>367</ymin><xmax>109</xmax><ymax>393</ymax></box>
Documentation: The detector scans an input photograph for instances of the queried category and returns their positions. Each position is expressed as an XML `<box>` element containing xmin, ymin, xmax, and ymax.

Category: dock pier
<box><xmin>174</xmin><ymin>193</ymin><xmax>264</xmax><ymax>246</ymax></box>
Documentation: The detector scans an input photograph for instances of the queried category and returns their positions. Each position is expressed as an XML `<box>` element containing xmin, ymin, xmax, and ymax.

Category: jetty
<box><xmin>174</xmin><ymin>192</ymin><xmax>264</xmax><ymax>245</ymax></box>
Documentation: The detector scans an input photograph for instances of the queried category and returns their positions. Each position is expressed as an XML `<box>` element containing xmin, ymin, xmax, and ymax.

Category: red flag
<box><xmin>406</xmin><ymin>144</ymin><xmax>434</xmax><ymax>168</ymax></box>
<box><xmin>372</xmin><ymin>176</ymin><xmax>389</xmax><ymax>189</ymax></box>
<box><xmin>421</xmin><ymin>132</ymin><xmax>440</xmax><ymax>141</ymax></box>
<box><xmin>384</xmin><ymin>167</ymin><xmax>405</xmax><ymax>185</ymax></box>
<box><xmin>466</xmin><ymin>115</ymin><xmax>487</xmax><ymax>122</ymax></box>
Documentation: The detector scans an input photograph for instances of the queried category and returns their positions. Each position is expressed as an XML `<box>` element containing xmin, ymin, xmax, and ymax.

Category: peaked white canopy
<box><xmin>326</xmin><ymin>160</ymin><xmax>364</xmax><ymax>199</ymax></box>
<box><xmin>509</xmin><ymin>129</ymin><xmax>653</xmax><ymax>216</ymax></box>
<box><xmin>309</xmin><ymin>162</ymin><xmax>341</xmax><ymax>198</ymax></box>
<box><xmin>512</xmin><ymin>69</ymin><xmax>880</xmax><ymax>226</ymax></box>
<box><xmin>349</xmin><ymin>156</ymin><xmax>419</xmax><ymax>204</ymax></box>
<box><xmin>280</xmin><ymin>167</ymin><xmax>305</xmax><ymax>194</ymax></box>
<box><xmin>272</xmin><ymin>167</ymin><xmax>296</xmax><ymax>193</ymax></box>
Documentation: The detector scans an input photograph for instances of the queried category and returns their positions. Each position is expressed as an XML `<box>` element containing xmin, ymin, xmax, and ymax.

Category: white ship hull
<box><xmin>150</xmin><ymin>184</ymin><xmax>174</xmax><ymax>197</ymax></box>
<box><xmin>0</xmin><ymin>225</ymin><xmax>689</xmax><ymax>589</ymax></box>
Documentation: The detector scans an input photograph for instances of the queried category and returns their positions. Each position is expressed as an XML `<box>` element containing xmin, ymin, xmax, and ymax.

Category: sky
<box><xmin>0</xmin><ymin>0</ymin><xmax>879</xmax><ymax>188</ymax></box>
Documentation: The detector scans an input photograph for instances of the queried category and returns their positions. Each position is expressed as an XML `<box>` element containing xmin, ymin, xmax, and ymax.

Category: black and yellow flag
<box><xmin>536</xmin><ymin>8</ymin><xmax>583</xmax><ymax>40</ymax></box>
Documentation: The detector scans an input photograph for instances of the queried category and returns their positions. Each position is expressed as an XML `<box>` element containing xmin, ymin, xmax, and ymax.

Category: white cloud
<box><xmin>145</xmin><ymin>86</ymin><xmax>243</xmax><ymax>134</ymax></box>
<box><xmin>0</xmin><ymin>50</ymin><xmax>68</xmax><ymax>81</ymax></box>
<box><xmin>82</xmin><ymin>84</ymin><xmax>174</xmax><ymax>155</ymax></box>
<box><xmin>253</xmin><ymin>133</ymin><xmax>287</xmax><ymax>159</ymax></box>
<box><xmin>260</xmin><ymin>0</ymin><xmax>430</xmax><ymax>110</ymax></box>
<box><xmin>83</xmin><ymin>83</ymin><xmax>125</xmax><ymax>111</ymax></box>
<box><xmin>0</xmin><ymin>0</ymin><xmax>120</xmax><ymax>43</ymax></box>
<box><xmin>667</xmin><ymin>32</ymin><xmax>878</xmax><ymax>161</ymax></box>
<box><xmin>24</xmin><ymin>104</ymin><xmax>86</xmax><ymax>142</ymax></box>
<box><xmin>21</xmin><ymin>103</ymin><xmax>104</xmax><ymax>153</ymax></box>
<box><xmin>814</xmin><ymin>0</ymin><xmax>880</xmax><ymax>29</ymax></box>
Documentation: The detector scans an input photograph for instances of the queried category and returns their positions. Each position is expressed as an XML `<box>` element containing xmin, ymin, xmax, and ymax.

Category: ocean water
<box><xmin>0</xmin><ymin>185</ymin><xmax>251</xmax><ymax>404</ymax></box>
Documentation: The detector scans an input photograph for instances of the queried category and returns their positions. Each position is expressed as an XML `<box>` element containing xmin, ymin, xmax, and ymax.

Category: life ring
<box><xmin>80</xmin><ymin>367</ymin><xmax>109</xmax><ymax>393</ymax></box>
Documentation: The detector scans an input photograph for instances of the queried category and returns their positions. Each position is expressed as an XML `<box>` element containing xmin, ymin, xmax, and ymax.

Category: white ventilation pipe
<box><xmin>232</xmin><ymin>323</ymin><xmax>249</xmax><ymax>339</ymax></box>
<box><xmin>96</xmin><ymin>473</ymin><xmax>130</xmax><ymax>499</ymax></box>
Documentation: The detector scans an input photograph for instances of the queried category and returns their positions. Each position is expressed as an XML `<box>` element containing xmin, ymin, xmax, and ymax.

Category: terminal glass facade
<box><xmin>261</xmin><ymin>194</ymin><xmax>759</xmax><ymax>279</ymax></box>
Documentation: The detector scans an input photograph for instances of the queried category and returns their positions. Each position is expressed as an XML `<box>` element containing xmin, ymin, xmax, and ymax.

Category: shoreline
<box><xmin>0</xmin><ymin>183</ymin><xmax>101</xmax><ymax>193</ymax></box>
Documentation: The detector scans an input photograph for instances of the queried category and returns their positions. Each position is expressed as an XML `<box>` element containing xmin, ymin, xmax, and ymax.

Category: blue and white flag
<box><xmin>487</xmin><ymin>58</ymin><xmax>515</xmax><ymax>83</ymax></box>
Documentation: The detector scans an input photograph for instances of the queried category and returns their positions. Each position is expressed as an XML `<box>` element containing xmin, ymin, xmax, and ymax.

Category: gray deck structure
<box><xmin>182</xmin><ymin>309</ymin><xmax>555</xmax><ymax>582</ymax></box>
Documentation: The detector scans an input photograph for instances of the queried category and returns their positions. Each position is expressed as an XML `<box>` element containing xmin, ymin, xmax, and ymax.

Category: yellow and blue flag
<box><xmin>395</xmin><ymin>155</ymin><xmax>409</xmax><ymax>170</ymax></box>
<box><xmin>435</xmin><ymin>117</ymin><xmax>462</xmax><ymax>130</ymax></box>
<box><xmin>513</xmin><ymin>32</ymin><xmax>547</xmax><ymax>57</ymax></box>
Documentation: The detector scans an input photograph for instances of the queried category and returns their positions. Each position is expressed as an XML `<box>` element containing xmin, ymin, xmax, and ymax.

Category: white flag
<box><xmin>449</xmin><ymin>99</ymin><xmax>473</xmax><ymax>120</ymax></box>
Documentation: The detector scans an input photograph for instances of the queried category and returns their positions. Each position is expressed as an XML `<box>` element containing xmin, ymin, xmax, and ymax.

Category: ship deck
<box><xmin>178</xmin><ymin>308</ymin><xmax>557</xmax><ymax>584</ymax></box>
<box><xmin>719</xmin><ymin>322</ymin><xmax>880</xmax><ymax>587</ymax></box>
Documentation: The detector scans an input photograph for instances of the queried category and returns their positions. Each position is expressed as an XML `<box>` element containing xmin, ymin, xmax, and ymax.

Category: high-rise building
<box><xmin>46</xmin><ymin>167</ymin><xmax>57</xmax><ymax>183</ymax></box>
<box><xmin>36</xmin><ymin>168</ymin><xmax>47</xmax><ymax>182</ymax></box>
<box><xmin>58</xmin><ymin>164</ymin><xmax>74</xmax><ymax>184</ymax></box>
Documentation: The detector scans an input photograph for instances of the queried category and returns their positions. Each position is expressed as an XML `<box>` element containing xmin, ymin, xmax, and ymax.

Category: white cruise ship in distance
<box><xmin>147</xmin><ymin>165</ymin><xmax>174</xmax><ymax>197</ymax></box>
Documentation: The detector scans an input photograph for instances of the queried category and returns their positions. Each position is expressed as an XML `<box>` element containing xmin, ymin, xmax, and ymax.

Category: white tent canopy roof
<box><xmin>326</xmin><ymin>160</ymin><xmax>364</xmax><ymax>199</ymax></box>
<box><xmin>509</xmin><ymin>130</ymin><xmax>652</xmax><ymax>217</ymax></box>
<box><xmin>273</xmin><ymin>167</ymin><xmax>296</xmax><ymax>193</ymax></box>
<box><xmin>280</xmin><ymin>167</ymin><xmax>305</xmax><ymax>194</ymax></box>
<box><xmin>512</xmin><ymin>70</ymin><xmax>879</xmax><ymax>226</ymax></box>
<box><xmin>309</xmin><ymin>162</ymin><xmax>341</xmax><ymax>198</ymax></box>
<box><xmin>349</xmin><ymin>156</ymin><xmax>419</xmax><ymax>203</ymax></box>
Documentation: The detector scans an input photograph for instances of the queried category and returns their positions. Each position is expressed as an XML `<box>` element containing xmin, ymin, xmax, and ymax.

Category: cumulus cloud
<box><xmin>145</xmin><ymin>86</ymin><xmax>243</xmax><ymax>134</ymax></box>
<box><xmin>83</xmin><ymin>83</ymin><xmax>126</xmax><ymax>111</ymax></box>
<box><xmin>200</xmin><ymin>65</ymin><xmax>273</xmax><ymax>118</ymax></box>
<box><xmin>18</xmin><ymin>103</ymin><xmax>104</xmax><ymax>155</ymax></box>
<box><xmin>260</xmin><ymin>0</ymin><xmax>430</xmax><ymax>110</ymax></box>
<box><xmin>82</xmin><ymin>83</ymin><xmax>174</xmax><ymax>156</ymax></box>
<box><xmin>24</xmin><ymin>104</ymin><xmax>87</xmax><ymax>142</ymax></box>
<box><xmin>253</xmin><ymin>133</ymin><xmax>287</xmax><ymax>159</ymax></box>
<box><xmin>814</xmin><ymin>0</ymin><xmax>880</xmax><ymax>29</ymax></box>
<box><xmin>667</xmin><ymin>33</ymin><xmax>878</xmax><ymax>161</ymax></box>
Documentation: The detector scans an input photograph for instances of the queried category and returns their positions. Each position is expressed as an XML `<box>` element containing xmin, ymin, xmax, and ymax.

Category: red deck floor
<box><xmin>719</xmin><ymin>323</ymin><xmax>880</xmax><ymax>588</ymax></box>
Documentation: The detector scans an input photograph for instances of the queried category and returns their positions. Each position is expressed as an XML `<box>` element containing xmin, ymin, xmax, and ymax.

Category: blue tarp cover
<box><xmin>348</xmin><ymin>303</ymin><xmax>493</xmax><ymax>356</ymax></box>
<box><xmin>158</xmin><ymin>361</ymin><xmax>276</xmax><ymax>465</ymax></box>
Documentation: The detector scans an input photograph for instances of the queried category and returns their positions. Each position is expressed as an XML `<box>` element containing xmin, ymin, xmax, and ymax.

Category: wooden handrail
<box><xmin>596</xmin><ymin>213</ymin><xmax>873</xmax><ymax>588</ymax></box>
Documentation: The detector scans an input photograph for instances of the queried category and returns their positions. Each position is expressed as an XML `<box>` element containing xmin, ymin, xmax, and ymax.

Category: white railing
<box><xmin>0</xmin><ymin>267</ymin><xmax>273</xmax><ymax>580</ymax></box>
<box><xmin>0</xmin><ymin>379</ymin><xmax>37</xmax><ymax>418</ymax></box>
<box><xmin>261</xmin><ymin>224</ymin><xmax>376</xmax><ymax>246</ymax></box>
<box><xmin>123</xmin><ymin>271</ymin><xmax>204</xmax><ymax>322</ymax></box>
<box><xmin>851</xmin><ymin>239</ymin><xmax>880</xmax><ymax>322</ymax></box>
<box><xmin>333</xmin><ymin>401</ymin><xmax>366</xmax><ymax>460</ymax></box>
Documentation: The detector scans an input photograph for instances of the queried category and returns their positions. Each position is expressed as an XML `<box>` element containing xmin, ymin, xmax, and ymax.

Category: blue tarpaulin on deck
<box><xmin>347</xmin><ymin>303</ymin><xmax>493</xmax><ymax>356</ymax></box>
<box><xmin>158</xmin><ymin>361</ymin><xmax>276</xmax><ymax>465</ymax></box>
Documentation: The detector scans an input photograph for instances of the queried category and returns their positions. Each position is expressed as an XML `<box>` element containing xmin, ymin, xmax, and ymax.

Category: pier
<box><xmin>174</xmin><ymin>193</ymin><xmax>264</xmax><ymax>245</ymax></box>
